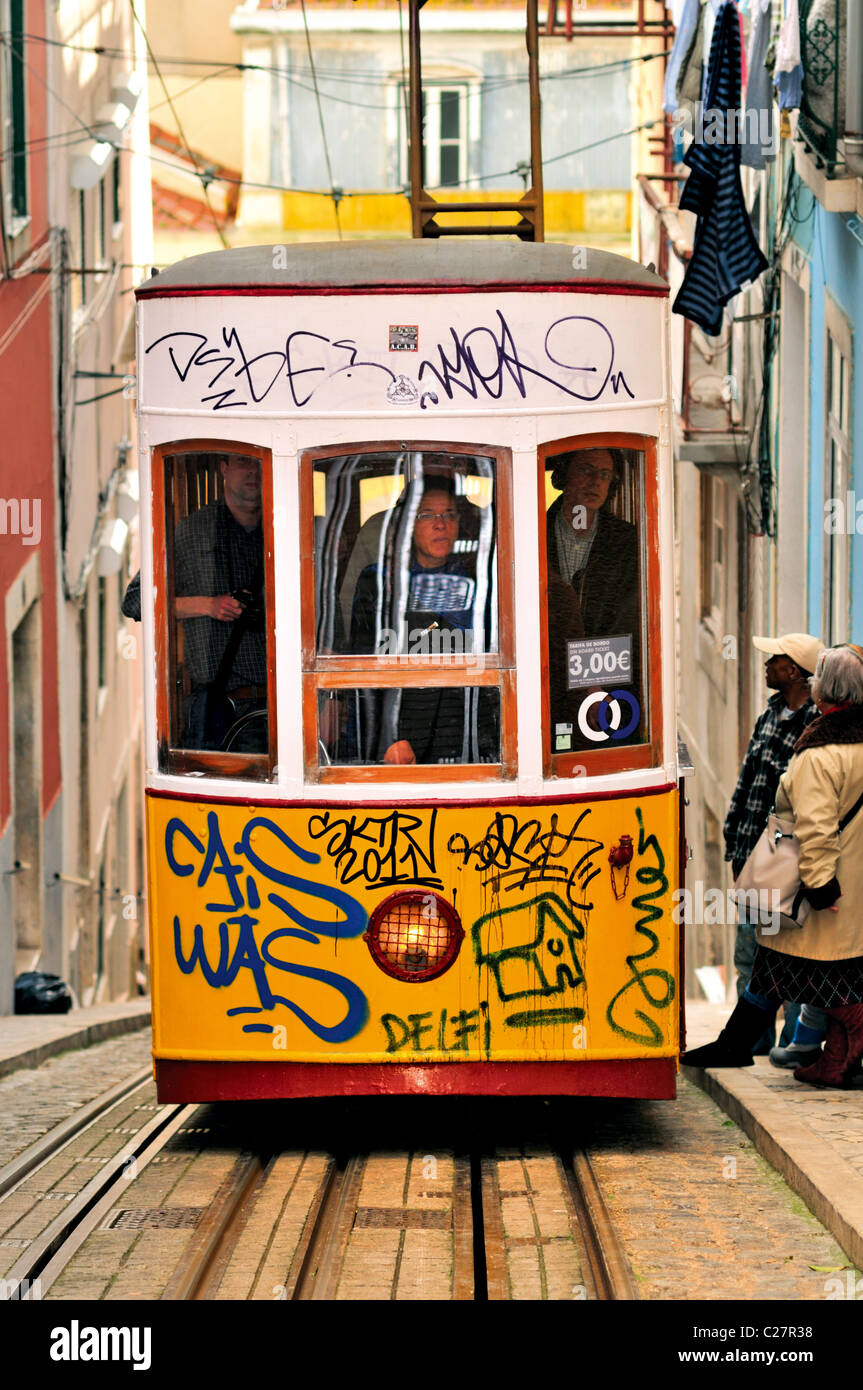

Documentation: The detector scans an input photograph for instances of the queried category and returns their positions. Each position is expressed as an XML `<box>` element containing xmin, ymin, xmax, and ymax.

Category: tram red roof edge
<box><xmin>136</xmin><ymin>280</ymin><xmax>668</xmax><ymax>300</ymax></box>
<box><xmin>145</xmin><ymin>781</ymin><xmax>677</xmax><ymax>809</ymax></box>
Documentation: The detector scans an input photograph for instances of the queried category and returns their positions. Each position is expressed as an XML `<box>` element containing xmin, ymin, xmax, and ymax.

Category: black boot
<box><xmin>681</xmin><ymin>998</ymin><xmax>774</xmax><ymax>1068</ymax></box>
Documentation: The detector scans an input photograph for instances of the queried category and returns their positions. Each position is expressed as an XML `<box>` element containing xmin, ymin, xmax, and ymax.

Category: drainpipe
<box><xmin>846</xmin><ymin>0</ymin><xmax>863</xmax><ymax>174</ymax></box>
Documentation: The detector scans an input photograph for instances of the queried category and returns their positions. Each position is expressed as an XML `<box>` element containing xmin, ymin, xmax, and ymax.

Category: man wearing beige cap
<box><xmin>722</xmin><ymin>633</ymin><xmax>824</xmax><ymax>1060</ymax></box>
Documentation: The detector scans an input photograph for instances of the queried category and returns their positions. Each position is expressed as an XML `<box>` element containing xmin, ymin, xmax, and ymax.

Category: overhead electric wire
<box><xmin>10</xmin><ymin>28</ymin><xmax>670</xmax><ymax>101</ymax></box>
<box><xmin>426</xmin><ymin>117</ymin><xmax>663</xmax><ymax>192</ymax></box>
<box><xmin>127</xmin><ymin>0</ymin><xmax>228</xmax><ymax>249</ymax></box>
<box><xmin>299</xmin><ymin>0</ymin><xmax>342</xmax><ymax>238</ymax></box>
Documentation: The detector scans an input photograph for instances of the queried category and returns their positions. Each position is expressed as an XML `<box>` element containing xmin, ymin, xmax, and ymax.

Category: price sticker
<box><xmin>567</xmin><ymin>635</ymin><xmax>632</xmax><ymax>690</ymax></box>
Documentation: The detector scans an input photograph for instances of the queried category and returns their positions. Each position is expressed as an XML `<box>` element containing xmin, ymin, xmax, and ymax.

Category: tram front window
<box><xmin>542</xmin><ymin>442</ymin><xmax>649</xmax><ymax>759</ymax></box>
<box><xmin>309</xmin><ymin>449</ymin><xmax>503</xmax><ymax>769</ymax></box>
<box><xmin>163</xmin><ymin>450</ymin><xmax>270</xmax><ymax>759</ymax></box>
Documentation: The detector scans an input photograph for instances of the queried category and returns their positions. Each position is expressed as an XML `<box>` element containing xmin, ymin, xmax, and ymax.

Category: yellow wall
<box><xmin>278</xmin><ymin>189</ymin><xmax>633</xmax><ymax>237</ymax></box>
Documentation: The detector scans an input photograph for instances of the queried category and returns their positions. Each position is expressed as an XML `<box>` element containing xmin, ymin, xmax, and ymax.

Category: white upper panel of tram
<box><xmin>136</xmin><ymin>243</ymin><xmax>668</xmax><ymax>418</ymax></box>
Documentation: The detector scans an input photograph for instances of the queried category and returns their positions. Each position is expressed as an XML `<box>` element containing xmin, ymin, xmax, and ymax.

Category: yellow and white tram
<box><xmin>134</xmin><ymin>240</ymin><xmax>686</xmax><ymax>1100</ymax></box>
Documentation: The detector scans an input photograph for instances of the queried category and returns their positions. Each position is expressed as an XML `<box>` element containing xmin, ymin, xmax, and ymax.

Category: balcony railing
<box><xmin>797</xmin><ymin>0</ymin><xmax>843</xmax><ymax>170</ymax></box>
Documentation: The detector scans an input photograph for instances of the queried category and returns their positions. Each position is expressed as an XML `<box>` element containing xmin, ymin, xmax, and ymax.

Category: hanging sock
<box><xmin>672</xmin><ymin>0</ymin><xmax>769</xmax><ymax>336</ymax></box>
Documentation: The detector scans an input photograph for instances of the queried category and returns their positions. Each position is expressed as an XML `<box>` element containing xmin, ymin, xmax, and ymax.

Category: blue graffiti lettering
<box><xmin>167</xmin><ymin>812</ymin><xmax>369</xmax><ymax>1043</ymax></box>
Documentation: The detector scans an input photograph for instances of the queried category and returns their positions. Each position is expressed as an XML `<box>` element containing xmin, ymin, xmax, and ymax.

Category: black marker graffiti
<box><xmin>447</xmin><ymin>809</ymin><xmax>602</xmax><ymax>904</ymax></box>
<box><xmin>144</xmin><ymin>310</ymin><xmax>635</xmax><ymax>411</ymax></box>
<box><xmin>605</xmin><ymin>806</ymin><xmax>675</xmax><ymax>1045</ymax></box>
<box><xmin>307</xmin><ymin>808</ymin><xmax>441</xmax><ymax>890</ymax></box>
<box><xmin>417</xmin><ymin>311</ymin><xmax>634</xmax><ymax>403</ymax></box>
<box><xmin>144</xmin><ymin>326</ymin><xmax>396</xmax><ymax>411</ymax></box>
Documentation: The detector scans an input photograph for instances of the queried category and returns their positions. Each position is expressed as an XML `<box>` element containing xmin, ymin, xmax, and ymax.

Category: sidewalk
<box><xmin>685</xmin><ymin>999</ymin><xmax>863</xmax><ymax>1272</ymax></box>
<box><xmin>0</xmin><ymin>999</ymin><xmax>151</xmax><ymax>1080</ymax></box>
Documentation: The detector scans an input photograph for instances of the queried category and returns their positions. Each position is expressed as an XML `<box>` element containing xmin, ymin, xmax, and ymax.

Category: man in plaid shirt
<box><xmin>724</xmin><ymin>632</ymin><xmax>823</xmax><ymax>1054</ymax></box>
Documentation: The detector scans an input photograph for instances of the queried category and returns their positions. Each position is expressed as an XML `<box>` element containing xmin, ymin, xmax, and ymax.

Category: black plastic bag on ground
<box><xmin>14</xmin><ymin>971</ymin><xmax>73</xmax><ymax>1014</ymax></box>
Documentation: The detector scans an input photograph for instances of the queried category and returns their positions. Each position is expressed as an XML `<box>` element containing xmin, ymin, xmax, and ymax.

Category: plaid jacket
<box><xmin>174</xmin><ymin>502</ymin><xmax>266</xmax><ymax>688</ymax></box>
<box><xmin>723</xmin><ymin>693</ymin><xmax>820</xmax><ymax>868</ymax></box>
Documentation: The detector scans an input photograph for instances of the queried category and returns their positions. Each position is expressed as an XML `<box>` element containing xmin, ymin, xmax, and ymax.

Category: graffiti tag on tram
<box><xmin>473</xmin><ymin>893</ymin><xmax>587</xmax><ymax>1031</ymax></box>
<box><xmin>143</xmin><ymin>311</ymin><xmax>634</xmax><ymax>412</ymax></box>
<box><xmin>307</xmin><ymin>808</ymin><xmax>441</xmax><ymax>890</ymax></box>
<box><xmin>165</xmin><ymin>811</ymin><xmax>369</xmax><ymax>1043</ymax></box>
<box><xmin>605</xmin><ymin>806</ymin><xmax>675</xmax><ymax>1046</ymax></box>
<box><xmin>448</xmin><ymin>809</ymin><xmax>602</xmax><ymax>904</ymax></box>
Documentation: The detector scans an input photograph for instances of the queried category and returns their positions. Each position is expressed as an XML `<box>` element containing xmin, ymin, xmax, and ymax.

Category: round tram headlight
<box><xmin>364</xmin><ymin>891</ymin><xmax>464</xmax><ymax>983</ymax></box>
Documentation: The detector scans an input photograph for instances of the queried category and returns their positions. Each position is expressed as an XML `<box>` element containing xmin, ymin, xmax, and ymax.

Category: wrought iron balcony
<box><xmin>797</xmin><ymin>0</ymin><xmax>844</xmax><ymax>171</ymax></box>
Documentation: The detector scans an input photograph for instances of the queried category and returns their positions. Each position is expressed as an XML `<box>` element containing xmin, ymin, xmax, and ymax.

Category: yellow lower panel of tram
<box><xmin>147</xmin><ymin>790</ymin><xmax>680</xmax><ymax>1064</ymax></box>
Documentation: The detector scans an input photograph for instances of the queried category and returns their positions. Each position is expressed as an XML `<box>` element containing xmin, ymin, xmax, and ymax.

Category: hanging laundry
<box><xmin>701</xmin><ymin>0</ymin><xmax>725</xmax><ymax>106</ymax></box>
<box><xmin>775</xmin><ymin>0</ymin><xmax>803</xmax><ymax>110</ymax></box>
<box><xmin>673</xmin><ymin>0</ymin><xmax>769</xmax><ymax>336</ymax></box>
<box><xmin>664</xmin><ymin>0</ymin><xmax>703</xmax><ymax>113</ymax></box>
<box><xmin>676</xmin><ymin>0</ymin><xmax>707</xmax><ymax>122</ymax></box>
<box><xmin>741</xmin><ymin>0</ymin><xmax>777</xmax><ymax>167</ymax></box>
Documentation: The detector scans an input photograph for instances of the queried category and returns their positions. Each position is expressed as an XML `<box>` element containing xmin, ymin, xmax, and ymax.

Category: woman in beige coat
<box><xmin>683</xmin><ymin>644</ymin><xmax>863</xmax><ymax>1086</ymax></box>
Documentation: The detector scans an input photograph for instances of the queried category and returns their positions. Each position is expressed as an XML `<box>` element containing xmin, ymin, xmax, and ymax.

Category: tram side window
<box><xmin>311</xmin><ymin>449</ymin><xmax>502</xmax><ymax>768</ymax></box>
<box><xmin>161</xmin><ymin>451</ymin><xmax>270</xmax><ymax>762</ymax></box>
<box><xmin>543</xmin><ymin>443</ymin><xmax>648</xmax><ymax>757</ymax></box>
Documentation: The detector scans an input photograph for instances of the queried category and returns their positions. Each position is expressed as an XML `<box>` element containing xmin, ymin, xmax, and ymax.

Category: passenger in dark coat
<box><xmin>347</xmin><ymin>483</ymin><xmax>498</xmax><ymax>765</ymax></box>
<box><xmin>545</xmin><ymin>448</ymin><xmax>640</xmax><ymax>741</ymax></box>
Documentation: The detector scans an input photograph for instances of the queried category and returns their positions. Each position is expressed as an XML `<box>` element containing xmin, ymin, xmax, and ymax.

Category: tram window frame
<box><xmin>299</xmin><ymin>440</ymin><xmax>516</xmax><ymax>784</ymax></box>
<box><xmin>151</xmin><ymin>440</ymin><xmax>278</xmax><ymax>782</ymax></box>
<box><xmin>538</xmin><ymin>431</ymin><xmax>662</xmax><ymax>778</ymax></box>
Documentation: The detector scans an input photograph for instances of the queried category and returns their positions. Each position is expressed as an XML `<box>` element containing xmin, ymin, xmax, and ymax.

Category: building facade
<box><xmin>0</xmin><ymin>0</ymin><xmax>151</xmax><ymax>1011</ymax></box>
<box><xmin>639</xmin><ymin>0</ymin><xmax>861</xmax><ymax>993</ymax></box>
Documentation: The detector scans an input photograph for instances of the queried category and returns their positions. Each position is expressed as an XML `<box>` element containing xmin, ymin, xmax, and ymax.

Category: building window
<box><xmin>97</xmin><ymin>575</ymin><xmax>108</xmax><ymax>694</ymax></box>
<box><xmin>399</xmin><ymin>83</ymin><xmax>471</xmax><ymax>187</ymax></box>
<box><xmin>96</xmin><ymin>175</ymin><xmax>108</xmax><ymax>268</ymax></box>
<box><xmin>1</xmin><ymin>0</ymin><xmax>28</xmax><ymax>228</ymax></box>
<box><xmin>303</xmin><ymin>445</ymin><xmax>515</xmax><ymax>781</ymax></box>
<box><xmin>152</xmin><ymin>444</ymin><xmax>277</xmax><ymax>781</ymax></box>
<box><xmin>112</xmin><ymin>155</ymin><xmax>122</xmax><ymax>228</ymax></box>
<box><xmin>823</xmin><ymin>308</ymin><xmax>852</xmax><ymax>645</ymax></box>
<box><xmin>699</xmin><ymin>474</ymin><xmax>726</xmax><ymax>625</ymax></box>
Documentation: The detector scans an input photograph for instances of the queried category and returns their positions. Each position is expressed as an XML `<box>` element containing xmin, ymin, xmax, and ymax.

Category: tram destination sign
<box><xmin>138</xmin><ymin>291</ymin><xmax>665</xmax><ymax>415</ymax></box>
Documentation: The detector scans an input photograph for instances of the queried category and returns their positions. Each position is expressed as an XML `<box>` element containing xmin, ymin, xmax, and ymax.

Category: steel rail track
<box><xmin>566</xmin><ymin>1146</ymin><xmax>638</xmax><ymax>1301</ymax></box>
<box><xmin>0</xmin><ymin>1065</ymin><xmax>153</xmax><ymax>1202</ymax></box>
<box><xmin>157</xmin><ymin>1140</ymin><xmax>633</xmax><ymax>1301</ymax></box>
<box><xmin>1</xmin><ymin>1102</ymin><xmax>197</xmax><ymax>1300</ymax></box>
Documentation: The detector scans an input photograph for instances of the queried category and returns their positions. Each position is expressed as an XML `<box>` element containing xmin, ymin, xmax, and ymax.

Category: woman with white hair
<box><xmin>683</xmin><ymin>643</ymin><xmax>863</xmax><ymax>1087</ymax></box>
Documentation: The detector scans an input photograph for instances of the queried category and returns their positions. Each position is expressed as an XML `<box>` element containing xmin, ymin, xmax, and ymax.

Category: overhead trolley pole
<box><xmin>409</xmin><ymin>0</ymin><xmax>545</xmax><ymax>241</ymax></box>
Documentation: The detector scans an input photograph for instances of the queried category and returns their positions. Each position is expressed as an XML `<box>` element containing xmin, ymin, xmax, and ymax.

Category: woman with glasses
<box><xmin>348</xmin><ymin>480</ymin><xmax>498</xmax><ymax>765</ymax></box>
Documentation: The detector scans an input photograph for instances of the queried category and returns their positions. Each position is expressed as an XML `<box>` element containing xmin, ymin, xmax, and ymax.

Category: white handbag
<box><xmin>730</xmin><ymin>813</ymin><xmax>809</xmax><ymax>932</ymax></box>
<box><xmin>731</xmin><ymin>789</ymin><xmax>863</xmax><ymax>933</ymax></box>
